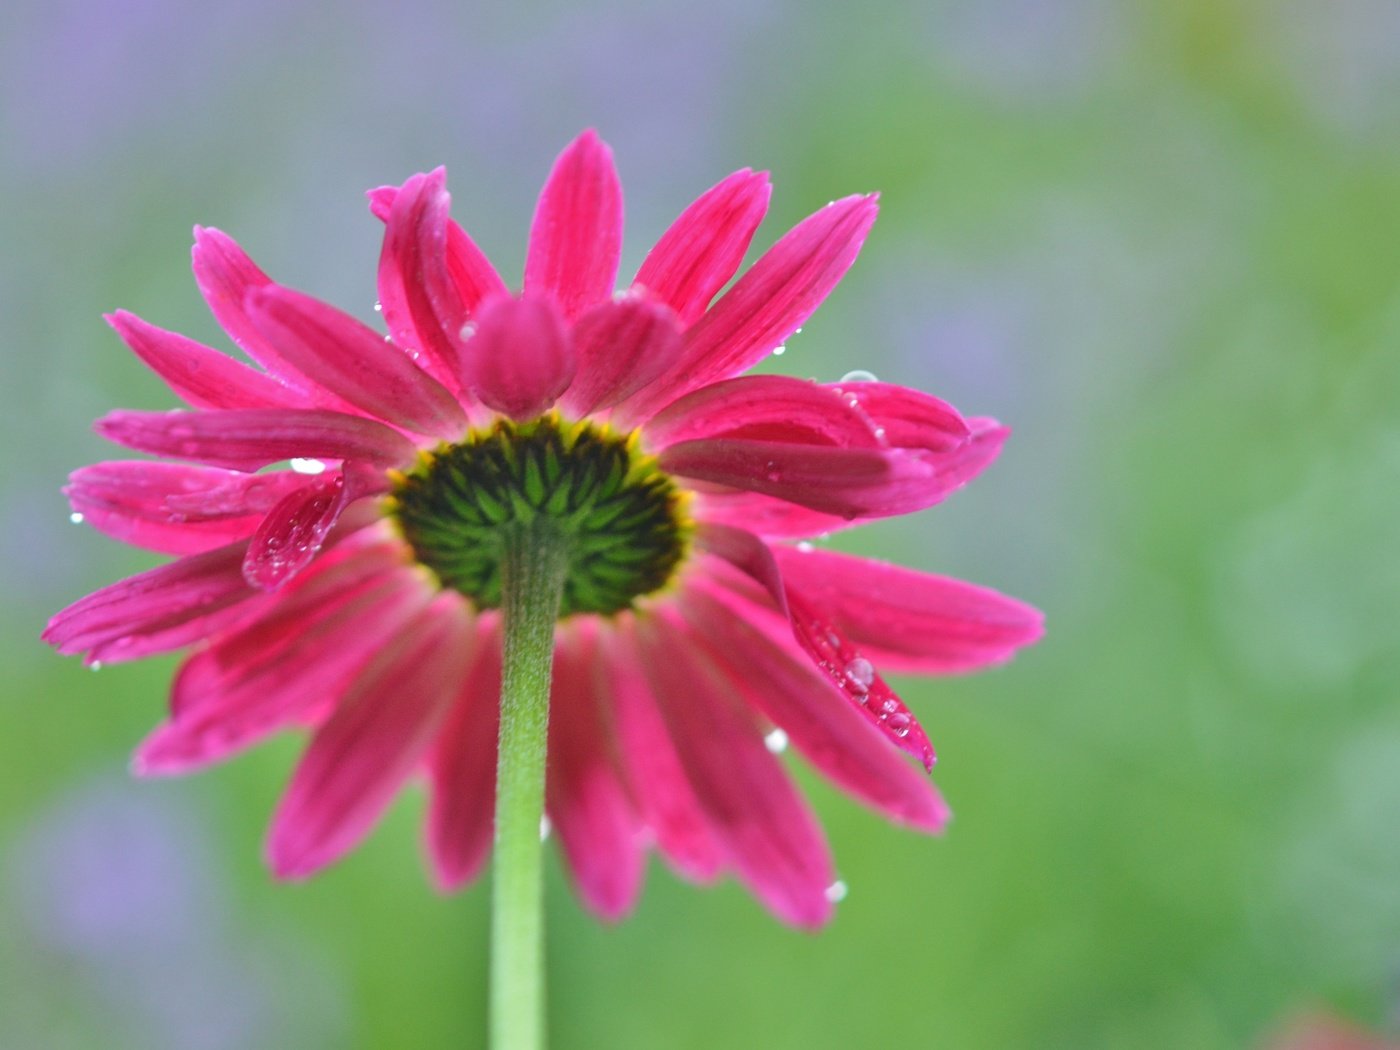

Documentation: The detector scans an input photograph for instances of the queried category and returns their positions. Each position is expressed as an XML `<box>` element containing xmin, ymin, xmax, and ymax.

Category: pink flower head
<box><xmin>46</xmin><ymin>130</ymin><xmax>1042</xmax><ymax>928</ymax></box>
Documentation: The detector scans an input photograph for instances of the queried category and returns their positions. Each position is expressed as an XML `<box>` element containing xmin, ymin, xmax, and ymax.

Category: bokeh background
<box><xmin>3</xmin><ymin>0</ymin><xmax>1399</xmax><ymax>1047</ymax></box>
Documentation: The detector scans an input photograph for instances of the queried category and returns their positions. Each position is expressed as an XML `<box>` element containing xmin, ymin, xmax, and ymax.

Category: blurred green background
<box><xmin>4</xmin><ymin>1</ymin><xmax>1399</xmax><ymax>1047</ymax></box>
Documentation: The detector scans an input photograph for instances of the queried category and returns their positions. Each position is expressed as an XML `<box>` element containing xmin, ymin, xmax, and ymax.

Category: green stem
<box><xmin>492</xmin><ymin>525</ymin><xmax>568</xmax><ymax>1050</ymax></box>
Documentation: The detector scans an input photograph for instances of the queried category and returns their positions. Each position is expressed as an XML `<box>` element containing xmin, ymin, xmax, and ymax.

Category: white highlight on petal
<box><xmin>290</xmin><ymin>458</ymin><xmax>327</xmax><ymax>475</ymax></box>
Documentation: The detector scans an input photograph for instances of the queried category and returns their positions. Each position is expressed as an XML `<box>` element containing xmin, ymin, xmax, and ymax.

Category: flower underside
<box><xmin>389</xmin><ymin>414</ymin><xmax>691</xmax><ymax>617</ymax></box>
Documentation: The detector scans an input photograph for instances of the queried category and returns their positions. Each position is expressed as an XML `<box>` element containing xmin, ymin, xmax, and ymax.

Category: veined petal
<box><xmin>632</xmin><ymin>614</ymin><xmax>835</xmax><ymax>929</ymax></box>
<box><xmin>43</xmin><ymin>540</ymin><xmax>259</xmax><ymax>659</ymax></box>
<box><xmin>524</xmin><ymin>130</ymin><xmax>623</xmax><ymax>321</ymax></box>
<box><xmin>104</xmin><ymin>311</ymin><xmax>307</xmax><ymax>411</ymax></box>
<box><xmin>137</xmin><ymin>558</ymin><xmax>428</xmax><ymax>775</ymax></box>
<box><xmin>246</xmin><ymin>285</ymin><xmax>467</xmax><ymax>438</ymax></box>
<box><xmin>459</xmin><ymin>296</ymin><xmax>576</xmax><ymax>420</ymax></box>
<box><xmin>692</xmin><ymin>490</ymin><xmax>854</xmax><ymax>540</ymax></box>
<box><xmin>773</xmin><ymin>545</ymin><xmax>1044</xmax><ymax>673</ymax></box>
<box><xmin>267</xmin><ymin>595</ymin><xmax>475</xmax><ymax>879</ymax></box>
<box><xmin>680</xmin><ymin>584</ymin><xmax>949</xmax><ymax>831</ymax></box>
<box><xmin>633</xmin><ymin>169</ymin><xmax>771</xmax><ymax>326</ymax></box>
<box><xmin>547</xmin><ymin>630</ymin><xmax>645</xmax><ymax>921</ymax></box>
<box><xmin>426</xmin><ymin>619</ymin><xmax>502</xmax><ymax>891</ymax></box>
<box><xmin>827</xmin><ymin>380</ymin><xmax>970</xmax><ymax>453</ymax></box>
<box><xmin>65</xmin><ymin>461</ymin><xmax>296</xmax><ymax>555</ymax></box>
<box><xmin>661</xmin><ymin>438</ymin><xmax>937</xmax><ymax>518</ymax></box>
<box><xmin>594</xmin><ymin>626</ymin><xmax>724</xmax><ymax>883</ymax></box>
<box><xmin>370</xmin><ymin>178</ymin><xmax>509</xmax><ymax>318</ymax></box>
<box><xmin>241</xmin><ymin>471</ymin><xmax>355</xmax><ymax>591</ymax></box>
<box><xmin>642</xmin><ymin>374</ymin><xmax>884</xmax><ymax>451</ymax></box>
<box><xmin>624</xmin><ymin>194</ymin><xmax>878</xmax><ymax>418</ymax></box>
<box><xmin>560</xmin><ymin>294</ymin><xmax>682</xmax><ymax>416</ymax></box>
<box><xmin>191</xmin><ymin>227</ymin><xmax>313</xmax><ymax>389</ymax></box>
<box><xmin>95</xmin><ymin>408</ymin><xmax>418</xmax><ymax>471</ymax></box>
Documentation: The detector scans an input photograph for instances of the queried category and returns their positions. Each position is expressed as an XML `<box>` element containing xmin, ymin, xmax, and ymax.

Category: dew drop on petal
<box><xmin>459</xmin><ymin>322</ymin><xmax>477</xmax><ymax>341</ymax></box>
<box><xmin>68</xmin><ymin>512</ymin><xmax>85</xmax><ymax>524</ymax></box>
<box><xmin>825</xmin><ymin>879</ymin><xmax>848</xmax><ymax>903</ymax></box>
<box><xmin>540</xmin><ymin>815</ymin><xmax>552</xmax><ymax>841</ymax></box>
<box><xmin>89</xmin><ymin>660</ymin><xmax>103</xmax><ymax>671</ymax></box>
<box><xmin>289</xmin><ymin>458</ymin><xmax>326</xmax><ymax>475</ymax></box>
<box><xmin>796</xmin><ymin>541</ymin><xmax>815</xmax><ymax>553</ymax></box>
<box><xmin>373</xmin><ymin>300</ymin><xmax>383</xmax><ymax>312</ymax></box>
<box><xmin>840</xmin><ymin>369</ymin><xmax>878</xmax><ymax>383</ymax></box>
<box><xmin>887</xmin><ymin>712</ymin><xmax>912</xmax><ymax>738</ymax></box>
<box><xmin>764</xmin><ymin>728</ymin><xmax>789</xmax><ymax>754</ymax></box>
<box><xmin>845</xmin><ymin>657</ymin><xmax>875</xmax><ymax>692</ymax></box>
<box><xmin>771</xmin><ymin>345</ymin><xmax>787</xmax><ymax>357</ymax></box>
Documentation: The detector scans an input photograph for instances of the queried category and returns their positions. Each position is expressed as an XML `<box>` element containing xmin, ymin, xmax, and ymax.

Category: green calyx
<box><xmin>388</xmin><ymin>414</ymin><xmax>691</xmax><ymax>618</ymax></box>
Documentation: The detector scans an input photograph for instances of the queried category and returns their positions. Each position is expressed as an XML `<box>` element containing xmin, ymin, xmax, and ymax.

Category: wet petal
<box><xmin>524</xmin><ymin>130</ymin><xmax>623</xmax><ymax>321</ymax></box>
<box><xmin>642</xmin><ymin>374</ymin><xmax>884</xmax><ymax>451</ymax></box>
<box><xmin>680</xmin><ymin>584</ymin><xmax>949</xmax><ymax>831</ymax></box>
<box><xmin>266</xmin><ymin>595</ymin><xmax>475</xmax><ymax>879</ymax></box>
<box><xmin>95</xmin><ymin>408</ymin><xmax>418</xmax><ymax>471</ymax></box>
<box><xmin>246</xmin><ymin>285</ymin><xmax>468</xmax><ymax>438</ymax></box>
<box><xmin>625</xmin><ymin>194</ymin><xmax>878</xmax><ymax>417</ymax></box>
<box><xmin>105</xmin><ymin>311</ymin><xmax>307</xmax><ymax>411</ymax></box>
<box><xmin>241</xmin><ymin>471</ymin><xmax>356</xmax><ymax>591</ymax></box>
<box><xmin>560</xmin><ymin>294</ymin><xmax>683</xmax><ymax>416</ymax></box>
<box><xmin>773</xmin><ymin>545</ymin><xmax>1044</xmax><ymax>674</ymax></box>
<box><xmin>632</xmin><ymin>613</ymin><xmax>835</xmax><ymax>929</ymax></box>
<box><xmin>460</xmin><ymin>296</ymin><xmax>576</xmax><ymax>420</ymax></box>
<box><xmin>827</xmin><ymin>380</ymin><xmax>969</xmax><ymax>453</ymax></box>
<box><xmin>692</xmin><ymin>489</ymin><xmax>853</xmax><ymax>540</ymax></box>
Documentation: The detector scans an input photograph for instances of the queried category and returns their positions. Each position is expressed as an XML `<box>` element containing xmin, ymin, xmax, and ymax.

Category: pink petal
<box><xmin>137</xmin><ymin>555</ymin><xmax>427</xmax><ymax>774</ymax></box>
<box><xmin>95</xmin><ymin>408</ymin><xmax>418</xmax><ymax>471</ymax></box>
<box><xmin>692</xmin><ymin>490</ymin><xmax>853</xmax><ymax>540</ymax></box>
<box><xmin>459</xmin><ymin>296</ymin><xmax>576</xmax><ymax>420</ymax></box>
<box><xmin>43</xmin><ymin>540</ymin><xmax>258</xmax><ymax>658</ymax></box>
<box><xmin>104</xmin><ymin>311</ymin><xmax>307</xmax><ymax>411</ymax></box>
<box><xmin>370</xmin><ymin>178</ymin><xmax>508</xmax><ymax>315</ymax></box>
<box><xmin>633</xmin><ymin>169</ymin><xmax>771</xmax><ymax>326</ymax></box>
<box><xmin>524</xmin><ymin>129</ymin><xmax>623</xmax><ymax>321</ymax></box>
<box><xmin>632</xmin><ymin>613</ymin><xmax>835</xmax><ymax>929</ymax></box>
<box><xmin>827</xmin><ymin>380</ymin><xmax>970</xmax><ymax>452</ymax></box>
<box><xmin>594</xmin><ymin>625</ymin><xmax>724</xmax><ymax>883</ymax></box>
<box><xmin>65</xmin><ymin>461</ymin><xmax>291</xmax><ymax>555</ymax></box>
<box><xmin>190</xmin><ymin>227</ymin><xmax>314</xmax><ymax>389</ymax></box>
<box><xmin>241</xmin><ymin>471</ymin><xmax>355</xmax><ymax>591</ymax></box>
<box><xmin>660</xmin><ymin>438</ymin><xmax>940</xmax><ymax>518</ymax></box>
<box><xmin>425</xmin><ymin>618</ymin><xmax>502</xmax><ymax>891</ymax></box>
<box><xmin>772</xmin><ymin>545</ymin><xmax>1044</xmax><ymax>673</ymax></box>
<box><xmin>680</xmin><ymin>584</ymin><xmax>949</xmax><ymax>831</ymax></box>
<box><xmin>547</xmin><ymin>630</ymin><xmax>645</xmax><ymax>920</ymax></box>
<box><xmin>559</xmin><ymin>294</ymin><xmax>682</xmax><ymax>416</ymax></box>
<box><xmin>623</xmin><ymin>194</ymin><xmax>878</xmax><ymax>418</ymax></box>
<box><xmin>377</xmin><ymin>170</ymin><xmax>508</xmax><ymax>398</ymax></box>
<box><xmin>697</xmin><ymin>546</ymin><xmax>937</xmax><ymax>770</ymax></box>
<box><xmin>266</xmin><ymin>595</ymin><xmax>475</xmax><ymax>879</ymax></box>
<box><xmin>246</xmin><ymin>285</ymin><xmax>467</xmax><ymax>438</ymax></box>
<box><xmin>163</xmin><ymin>467</ymin><xmax>372</xmax><ymax>518</ymax></box>
<box><xmin>642</xmin><ymin>374</ymin><xmax>885</xmax><ymax>451</ymax></box>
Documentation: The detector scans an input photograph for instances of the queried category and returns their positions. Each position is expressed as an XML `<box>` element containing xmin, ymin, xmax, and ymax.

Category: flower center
<box><xmin>388</xmin><ymin>415</ymin><xmax>691</xmax><ymax>618</ymax></box>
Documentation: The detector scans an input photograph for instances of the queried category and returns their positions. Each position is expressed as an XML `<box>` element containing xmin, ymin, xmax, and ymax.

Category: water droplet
<box><xmin>840</xmin><ymin>369</ymin><xmax>878</xmax><ymax>383</ymax></box>
<box><xmin>793</xmin><ymin>326</ymin><xmax>804</xmax><ymax>336</ymax></box>
<box><xmin>845</xmin><ymin>657</ymin><xmax>874</xmax><ymax>691</ymax></box>
<box><xmin>290</xmin><ymin>458</ymin><xmax>326</xmax><ymax>475</ymax></box>
<box><xmin>825</xmin><ymin>879</ymin><xmax>848</xmax><ymax>903</ymax></box>
<box><xmin>384</xmin><ymin>334</ymin><xmax>394</xmax><ymax>343</ymax></box>
<box><xmin>540</xmin><ymin>816</ymin><xmax>552</xmax><ymax>841</ymax></box>
<box><xmin>764</xmin><ymin>728</ymin><xmax>789</xmax><ymax>754</ymax></box>
<box><xmin>764</xmin><ymin>461</ymin><xmax>781</xmax><ymax>482</ymax></box>
<box><xmin>89</xmin><ymin>660</ymin><xmax>103</xmax><ymax>672</ymax></box>
<box><xmin>771</xmin><ymin>345</ymin><xmax>787</xmax><ymax>356</ymax></box>
<box><xmin>880</xmin><ymin>698</ymin><xmax>898</xmax><ymax>715</ymax></box>
<box><xmin>373</xmin><ymin>300</ymin><xmax>383</xmax><ymax>312</ymax></box>
<box><xmin>887</xmin><ymin>712</ymin><xmax>912</xmax><ymax>738</ymax></box>
<box><xmin>68</xmin><ymin>512</ymin><xmax>85</xmax><ymax>524</ymax></box>
<box><xmin>459</xmin><ymin>322</ymin><xmax>477</xmax><ymax>341</ymax></box>
<box><xmin>796</xmin><ymin>541</ymin><xmax>814</xmax><ymax>553</ymax></box>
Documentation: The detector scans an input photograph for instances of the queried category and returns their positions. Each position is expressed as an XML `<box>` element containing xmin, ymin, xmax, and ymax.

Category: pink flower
<box><xmin>45</xmin><ymin>131</ymin><xmax>1042</xmax><ymax>928</ymax></box>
